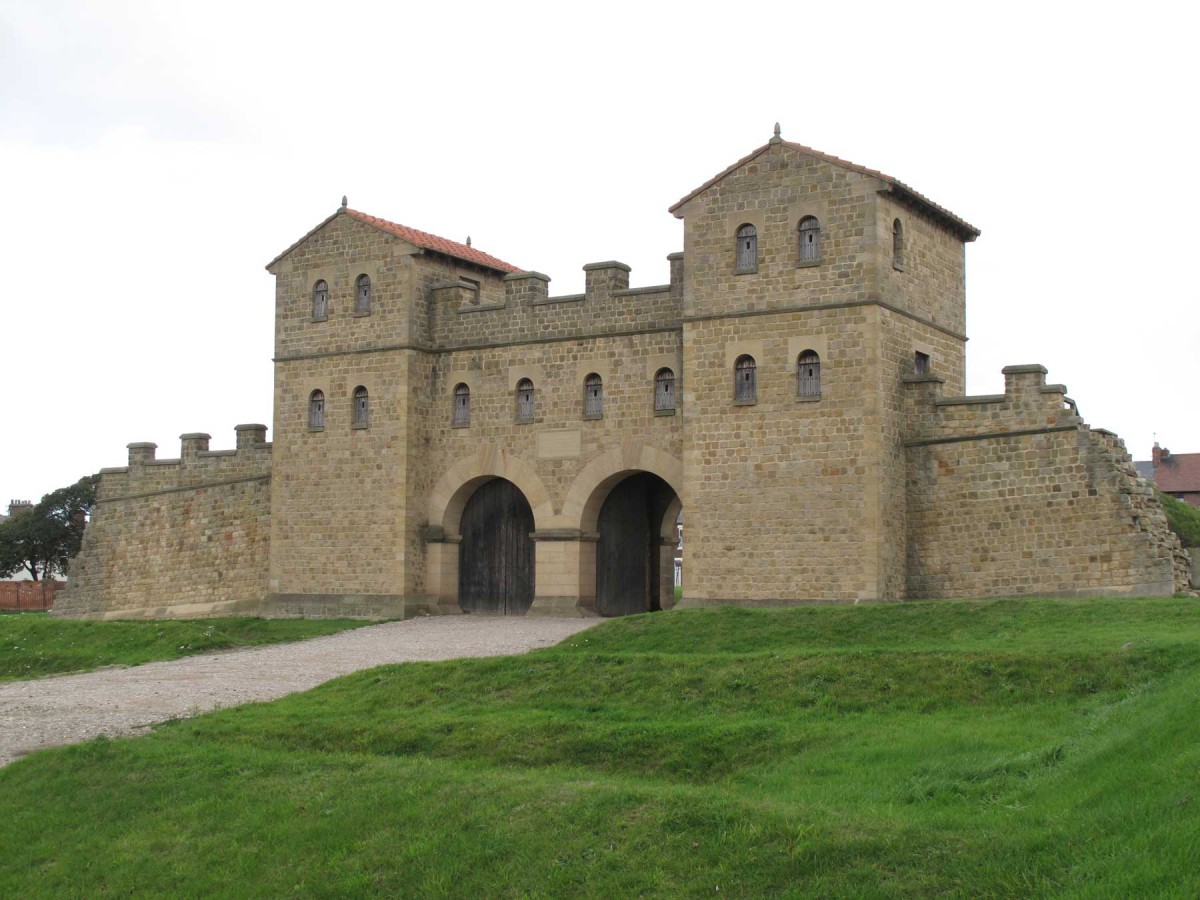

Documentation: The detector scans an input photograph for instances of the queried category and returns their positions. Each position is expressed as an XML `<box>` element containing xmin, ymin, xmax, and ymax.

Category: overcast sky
<box><xmin>2</xmin><ymin>0</ymin><xmax>1197</xmax><ymax>507</ymax></box>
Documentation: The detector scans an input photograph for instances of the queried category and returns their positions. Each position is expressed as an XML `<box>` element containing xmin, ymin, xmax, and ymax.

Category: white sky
<box><xmin>2</xmin><ymin>0</ymin><xmax>1197</xmax><ymax>506</ymax></box>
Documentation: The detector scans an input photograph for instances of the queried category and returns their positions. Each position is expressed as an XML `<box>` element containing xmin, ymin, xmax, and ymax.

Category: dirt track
<box><xmin>0</xmin><ymin>616</ymin><xmax>597</xmax><ymax>767</ymax></box>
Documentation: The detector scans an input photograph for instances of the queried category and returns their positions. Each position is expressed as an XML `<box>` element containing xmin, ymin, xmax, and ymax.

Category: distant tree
<box><xmin>0</xmin><ymin>475</ymin><xmax>99</xmax><ymax>581</ymax></box>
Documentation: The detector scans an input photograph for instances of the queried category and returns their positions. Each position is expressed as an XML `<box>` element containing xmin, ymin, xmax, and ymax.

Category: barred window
<box><xmin>453</xmin><ymin>383</ymin><xmax>470</xmax><ymax>426</ymax></box>
<box><xmin>353</xmin><ymin>385</ymin><xmax>369</xmax><ymax>427</ymax></box>
<box><xmin>584</xmin><ymin>373</ymin><xmax>603</xmax><ymax>419</ymax></box>
<box><xmin>734</xmin><ymin>355</ymin><xmax>757</xmax><ymax>403</ymax></box>
<box><xmin>893</xmin><ymin>218</ymin><xmax>905</xmax><ymax>268</ymax></box>
<box><xmin>312</xmin><ymin>280</ymin><xmax>329</xmax><ymax>319</ymax></box>
<box><xmin>309</xmin><ymin>390</ymin><xmax>325</xmax><ymax>428</ymax></box>
<box><xmin>355</xmin><ymin>274</ymin><xmax>371</xmax><ymax>314</ymax></box>
<box><xmin>798</xmin><ymin>216</ymin><xmax>820</xmax><ymax>262</ymax></box>
<box><xmin>654</xmin><ymin>368</ymin><xmax>675</xmax><ymax>412</ymax></box>
<box><xmin>516</xmin><ymin>378</ymin><xmax>535</xmax><ymax>423</ymax></box>
<box><xmin>797</xmin><ymin>351</ymin><xmax>821</xmax><ymax>398</ymax></box>
<box><xmin>735</xmin><ymin>224</ymin><xmax>757</xmax><ymax>271</ymax></box>
<box><xmin>914</xmin><ymin>351</ymin><xmax>930</xmax><ymax>375</ymax></box>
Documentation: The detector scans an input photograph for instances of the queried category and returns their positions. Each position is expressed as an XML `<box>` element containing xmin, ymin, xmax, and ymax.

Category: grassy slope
<box><xmin>1</xmin><ymin>598</ymin><xmax>1198</xmax><ymax>897</ymax></box>
<box><xmin>0</xmin><ymin>616</ymin><xmax>369</xmax><ymax>681</ymax></box>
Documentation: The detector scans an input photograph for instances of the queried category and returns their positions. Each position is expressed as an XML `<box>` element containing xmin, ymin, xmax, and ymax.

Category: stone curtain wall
<box><xmin>56</xmin><ymin>428</ymin><xmax>272</xmax><ymax>619</ymax></box>
<box><xmin>904</xmin><ymin>366</ymin><xmax>1188</xmax><ymax>598</ymax></box>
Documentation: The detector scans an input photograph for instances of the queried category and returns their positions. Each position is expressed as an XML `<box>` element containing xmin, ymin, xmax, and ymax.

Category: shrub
<box><xmin>1156</xmin><ymin>489</ymin><xmax>1200</xmax><ymax>548</ymax></box>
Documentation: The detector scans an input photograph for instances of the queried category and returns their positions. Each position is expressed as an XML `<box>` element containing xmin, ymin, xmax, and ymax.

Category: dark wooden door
<box><xmin>596</xmin><ymin>473</ymin><xmax>677</xmax><ymax>617</ymax></box>
<box><xmin>458</xmin><ymin>478</ymin><xmax>535</xmax><ymax>615</ymax></box>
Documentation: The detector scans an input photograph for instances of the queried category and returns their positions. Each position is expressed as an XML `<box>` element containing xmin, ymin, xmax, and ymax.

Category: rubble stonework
<box><xmin>58</xmin><ymin>134</ymin><xmax>1188</xmax><ymax>619</ymax></box>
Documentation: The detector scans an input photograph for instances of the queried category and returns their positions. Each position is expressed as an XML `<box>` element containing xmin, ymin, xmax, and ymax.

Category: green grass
<box><xmin>2</xmin><ymin>597</ymin><xmax>1199</xmax><ymax>896</ymax></box>
<box><xmin>0</xmin><ymin>615</ymin><xmax>370</xmax><ymax>681</ymax></box>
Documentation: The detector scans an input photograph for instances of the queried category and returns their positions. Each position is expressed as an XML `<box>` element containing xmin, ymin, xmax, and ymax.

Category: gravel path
<box><xmin>0</xmin><ymin>616</ymin><xmax>598</xmax><ymax>767</ymax></box>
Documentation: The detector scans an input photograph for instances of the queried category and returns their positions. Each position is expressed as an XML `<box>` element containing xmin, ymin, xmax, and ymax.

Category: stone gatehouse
<box><xmin>57</xmin><ymin>130</ymin><xmax>1190</xmax><ymax>619</ymax></box>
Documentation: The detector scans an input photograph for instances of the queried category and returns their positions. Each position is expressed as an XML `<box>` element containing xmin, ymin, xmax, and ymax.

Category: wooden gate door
<box><xmin>596</xmin><ymin>473</ymin><xmax>677</xmax><ymax>617</ymax></box>
<box><xmin>458</xmin><ymin>478</ymin><xmax>535</xmax><ymax>615</ymax></box>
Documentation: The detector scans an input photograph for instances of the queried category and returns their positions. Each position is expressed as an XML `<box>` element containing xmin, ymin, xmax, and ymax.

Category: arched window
<box><xmin>355</xmin><ymin>274</ymin><xmax>371</xmax><ymax>314</ymax></box>
<box><xmin>798</xmin><ymin>216</ymin><xmax>820</xmax><ymax>263</ymax></box>
<box><xmin>515</xmin><ymin>378</ymin><xmax>535</xmax><ymax>423</ymax></box>
<box><xmin>453</xmin><ymin>384</ymin><xmax>470</xmax><ymax>426</ymax></box>
<box><xmin>308</xmin><ymin>390</ymin><xmax>325</xmax><ymax>428</ymax></box>
<box><xmin>312</xmin><ymin>280</ymin><xmax>329</xmax><ymax>319</ymax></box>
<box><xmin>892</xmin><ymin>218</ymin><xmax>905</xmax><ymax>269</ymax></box>
<box><xmin>352</xmin><ymin>386</ymin><xmax>369</xmax><ymax>427</ymax></box>
<box><xmin>734</xmin><ymin>355</ymin><xmax>757</xmax><ymax>404</ymax></box>
<box><xmin>584</xmin><ymin>373</ymin><xmax>604</xmax><ymax>419</ymax></box>
<box><xmin>735</xmin><ymin>224</ymin><xmax>758</xmax><ymax>272</ymax></box>
<box><xmin>797</xmin><ymin>351</ymin><xmax>821</xmax><ymax>398</ymax></box>
<box><xmin>655</xmin><ymin>368</ymin><xmax>676</xmax><ymax>412</ymax></box>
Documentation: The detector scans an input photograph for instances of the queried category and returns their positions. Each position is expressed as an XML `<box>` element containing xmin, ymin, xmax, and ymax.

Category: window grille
<box><xmin>453</xmin><ymin>384</ymin><xmax>470</xmax><ymax>426</ymax></box>
<box><xmin>893</xmin><ymin>219</ymin><xmax>904</xmax><ymax>267</ymax></box>
<box><xmin>797</xmin><ymin>351</ymin><xmax>821</xmax><ymax>397</ymax></box>
<box><xmin>584</xmin><ymin>373</ymin><xmax>603</xmax><ymax>418</ymax></box>
<box><xmin>353</xmin><ymin>386</ymin><xmax>369</xmax><ymax>427</ymax></box>
<box><xmin>734</xmin><ymin>355</ymin><xmax>757</xmax><ymax>403</ymax></box>
<box><xmin>516</xmin><ymin>378</ymin><xmax>535</xmax><ymax>423</ymax></box>
<box><xmin>654</xmin><ymin>368</ymin><xmax>675</xmax><ymax>411</ymax></box>
<box><xmin>798</xmin><ymin>216</ymin><xmax>820</xmax><ymax>262</ymax></box>
<box><xmin>312</xmin><ymin>280</ymin><xmax>329</xmax><ymax>319</ymax></box>
<box><xmin>914</xmin><ymin>352</ymin><xmax>930</xmax><ymax>375</ymax></box>
<box><xmin>309</xmin><ymin>390</ymin><xmax>325</xmax><ymax>428</ymax></box>
<box><xmin>735</xmin><ymin>224</ymin><xmax>757</xmax><ymax>271</ymax></box>
<box><xmin>355</xmin><ymin>274</ymin><xmax>371</xmax><ymax>314</ymax></box>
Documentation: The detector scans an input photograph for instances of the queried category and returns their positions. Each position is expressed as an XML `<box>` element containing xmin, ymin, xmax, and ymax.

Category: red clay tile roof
<box><xmin>267</xmin><ymin>208</ymin><xmax>521</xmax><ymax>274</ymax></box>
<box><xmin>669</xmin><ymin>140</ymin><xmax>981</xmax><ymax>241</ymax></box>
<box><xmin>1154</xmin><ymin>452</ymin><xmax>1200</xmax><ymax>493</ymax></box>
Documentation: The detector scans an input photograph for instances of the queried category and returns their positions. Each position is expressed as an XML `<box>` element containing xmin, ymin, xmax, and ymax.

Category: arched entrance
<box><xmin>595</xmin><ymin>472</ymin><xmax>679</xmax><ymax>617</ymax></box>
<box><xmin>458</xmin><ymin>478</ymin><xmax>535</xmax><ymax>615</ymax></box>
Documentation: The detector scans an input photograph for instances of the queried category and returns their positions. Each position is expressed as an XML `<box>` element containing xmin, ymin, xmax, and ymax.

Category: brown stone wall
<box><xmin>878</xmin><ymin>192</ymin><xmax>968</xmax><ymax>335</ymax></box>
<box><xmin>680</xmin><ymin>307</ymin><xmax>884</xmax><ymax>603</ymax></box>
<box><xmin>268</xmin><ymin>350</ymin><xmax>412</xmax><ymax>599</ymax></box>
<box><xmin>56</xmin><ymin>430</ymin><xmax>272</xmax><ymax>619</ymax></box>
<box><xmin>904</xmin><ymin>367</ymin><xmax>1187</xmax><ymax>598</ymax></box>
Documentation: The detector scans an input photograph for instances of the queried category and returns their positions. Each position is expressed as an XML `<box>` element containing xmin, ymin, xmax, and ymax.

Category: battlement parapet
<box><xmin>97</xmin><ymin>426</ymin><xmax>272</xmax><ymax>501</ymax></box>
<box><xmin>433</xmin><ymin>255</ymin><xmax>683</xmax><ymax>350</ymax></box>
<box><xmin>904</xmin><ymin>363</ymin><xmax>1081</xmax><ymax>445</ymax></box>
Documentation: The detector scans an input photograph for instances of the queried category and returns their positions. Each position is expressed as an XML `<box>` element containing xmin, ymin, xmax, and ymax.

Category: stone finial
<box><xmin>770</xmin><ymin>122</ymin><xmax>782</xmax><ymax>144</ymax></box>
<box><xmin>341</xmin><ymin>195</ymin><xmax>348</xmax><ymax>210</ymax></box>
<box><xmin>466</xmin><ymin>236</ymin><xmax>472</xmax><ymax>247</ymax></box>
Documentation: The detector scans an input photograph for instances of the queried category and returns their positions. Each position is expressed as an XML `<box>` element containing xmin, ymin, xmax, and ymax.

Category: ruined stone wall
<box><xmin>56</xmin><ymin>428</ymin><xmax>272</xmax><ymax>619</ymax></box>
<box><xmin>904</xmin><ymin>366</ymin><xmax>1188</xmax><ymax>598</ymax></box>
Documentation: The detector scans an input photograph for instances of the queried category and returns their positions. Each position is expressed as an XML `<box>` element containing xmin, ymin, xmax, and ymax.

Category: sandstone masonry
<box><xmin>57</xmin><ymin>133</ymin><xmax>1189</xmax><ymax>619</ymax></box>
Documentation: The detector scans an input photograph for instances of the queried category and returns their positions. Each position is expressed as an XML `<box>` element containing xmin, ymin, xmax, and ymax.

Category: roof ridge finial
<box><xmin>340</xmin><ymin>195</ymin><xmax>348</xmax><ymax>210</ymax></box>
<box><xmin>770</xmin><ymin>122</ymin><xmax>782</xmax><ymax>145</ymax></box>
<box><xmin>466</xmin><ymin>235</ymin><xmax>472</xmax><ymax>247</ymax></box>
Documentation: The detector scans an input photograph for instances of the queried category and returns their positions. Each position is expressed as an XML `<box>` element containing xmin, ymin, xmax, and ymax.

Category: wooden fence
<box><xmin>0</xmin><ymin>580</ymin><xmax>63</xmax><ymax>612</ymax></box>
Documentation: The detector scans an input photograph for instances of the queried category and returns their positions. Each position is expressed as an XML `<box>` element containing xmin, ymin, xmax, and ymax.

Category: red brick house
<box><xmin>1151</xmin><ymin>444</ymin><xmax>1200</xmax><ymax>507</ymax></box>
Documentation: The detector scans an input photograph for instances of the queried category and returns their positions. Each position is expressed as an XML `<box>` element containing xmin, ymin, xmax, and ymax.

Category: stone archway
<box><xmin>558</xmin><ymin>442</ymin><xmax>684</xmax><ymax>617</ymax></box>
<box><xmin>425</xmin><ymin>448</ymin><xmax>553</xmax><ymax>612</ymax></box>
<box><xmin>458</xmin><ymin>478</ymin><xmax>535</xmax><ymax>615</ymax></box>
<box><xmin>595</xmin><ymin>472</ymin><xmax>679</xmax><ymax>616</ymax></box>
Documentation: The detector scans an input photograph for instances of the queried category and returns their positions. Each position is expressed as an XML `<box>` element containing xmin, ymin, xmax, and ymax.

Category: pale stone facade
<box><xmin>56</xmin><ymin>133</ymin><xmax>1190</xmax><ymax>620</ymax></box>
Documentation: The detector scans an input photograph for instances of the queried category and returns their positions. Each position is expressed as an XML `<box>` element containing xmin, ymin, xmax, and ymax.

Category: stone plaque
<box><xmin>537</xmin><ymin>429</ymin><xmax>582</xmax><ymax>460</ymax></box>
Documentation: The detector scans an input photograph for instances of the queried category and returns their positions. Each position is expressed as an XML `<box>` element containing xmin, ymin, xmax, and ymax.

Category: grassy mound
<box><xmin>0</xmin><ymin>616</ymin><xmax>370</xmax><ymax>681</ymax></box>
<box><xmin>2</xmin><ymin>598</ymin><xmax>1198</xmax><ymax>896</ymax></box>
